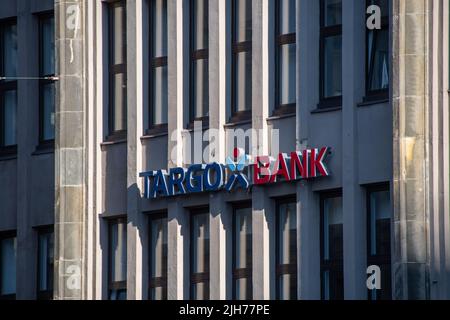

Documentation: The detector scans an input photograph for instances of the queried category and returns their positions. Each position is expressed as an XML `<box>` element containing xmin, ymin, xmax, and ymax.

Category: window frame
<box><xmin>320</xmin><ymin>190</ymin><xmax>344</xmax><ymax>300</ymax></box>
<box><xmin>231</xmin><ymin>201</ymin><xmax>253</xmax><ymax>300</ymax></box>
<box><xmin>106</xmin><ymin>0</ymin><xmax>127</xmax><ymax>141</ymax></box>
<box><xmin>274</xmin><ymin>1</ymin><xmax>296</xmax><ymax>116</ymax></box>
<box><xmin>0</xmin><ymin>230</ymin><xmax>17</xmax><ymax>300</ymax></box>
<box><xmin>366</xmin><ymin>183</ymin><xmax>392</xmax><ymax>300</ymax></box>
<box><xmin>38</xmin><ymin>12</ymin><xmax>56</xmax><ymax>149</ymax></box>
<box><xmin>189</xmin><ymin>206</ymin><xmax>210</xmax><ymax>300</ymax></box>
<box><xmin>188</xmin><ymin>0</ymin><xmax>209</xmax><ymax>128</ymax></box>
<box><xmin>108</xmin><ymin>217</ymin><xmax>127</xmax><ymax>300</ymax></box>
<box><xmin>230</xmin><ymin>0</ymin><xmax>252</xmax><ymax>123</ymax></box>
<box><xmin>318</xmin><ymin>0</ymin><xmax>343</xmax><ymax>109</ymax></box>
<box><xmin>147</xmin><ymin>0</ymin><xmax>168</xmax><ymax>135</ymax></box>
<box><xmin>148</xmin><ymin>212</ymin><xmax>168</xmax><ymax>300</ymax></box>
<box><xmin>0</xmin><ymin>18</ymin><xmax>18</xmax><ymax>157</ymax></box>
<box><xmin>36</xmin><ymin>226</ymin><xmax>54</xmax><ymax>300</ymax></box>
<box><xmin>275</xmin><ymin>196</ymin><xmax>298</xmax><ymax>300</ymax></box>
<box><xmin>364</xmin><ymin>0</ymin><xmax>389</xmax><ymax>102</ymax></box>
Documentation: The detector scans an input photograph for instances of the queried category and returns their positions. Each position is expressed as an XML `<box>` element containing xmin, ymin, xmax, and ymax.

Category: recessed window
<box><xmin>37</xmin><ymin>228</ymin><xmax>54</xmax><ymax>300</ymax></box>
<box><xmin>0</xmin><ymin>20</ymin><xmax>17</xmax><ymax>154</ymax></box>
<box><xmin>231</xmin><ymin>0</ymin><xmax>252</xmax><ymax>121</ymax></box>
<box><xmin>320</xmin><ymin>192</ymin><xmax>343</xmax><ymax>300</ymax></box>
<box><xmin>39</xmin><ymin>14</ymin><xmax>56</xmax><ymax>145</ymax></box>
<box><xmin>367</xmin><ymin>185</ymin><xmax>391</xmax><ymax>300</ymax></box>
<box><xmin>233</xmin><ymin>205</ymin><xmax>252</xmax><ymax>300</ymax></box>
<box><xmin>149</xmin><ymin>214</ymin><xmax>168</xmax><ymax>300</ymax></box>
<box><xmin>109</xmin><ymin>218</ymin><xmax>127</xmax><ymax>300</ymax></box>
<box><xmin>276</xmin><ymin>199</ymin><xmax>297</xmax><ymax>300</ymax></box>
<box><xmin>190</xmin><ymin>209</ymin><xmax>210</xmax><ymax>300</ymax></box>
<box><xmin>190</xmin><ymin>0</ymin><xmax>209</xmax><ymax>124</ymax></box>
<box><xmin>275</xmin><ymin>0</ymin><xmax>296</xmax><ymax>115</ymax></box>
<box><xmin>319</xmin><ymin>0</ymin><xmax>342</xmax><ymax>108</ymax></box>
<box><xmin>149</xmin><ymin>0</ymin><xmax>168</xmax><ymax>131</ymax></box>
<box><xmin>366</xmin><ymin>0</ymin><xmax>389</xmax><ymax>100</ymax></box>
<box><xmin>107</xmin><ymin>0</ymin><xmax>127</xmax><ymax>137</ymax></box>
<box><xmin>0</xmin><ymin>232</ymin><xmax>16</xmax><ymax>300</ymax></box>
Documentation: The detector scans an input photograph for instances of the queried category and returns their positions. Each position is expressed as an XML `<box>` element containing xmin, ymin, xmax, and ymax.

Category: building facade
<box><xmin>0</xmin><ymin>0</ymin><xmax>449</xmax><ymax>300</ymax></box>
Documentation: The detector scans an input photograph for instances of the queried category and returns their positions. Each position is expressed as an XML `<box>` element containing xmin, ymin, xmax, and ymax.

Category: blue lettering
<box><xmin>203</xmin><ymin>163</ymin><xmax>224</xmax><ymax>191</ymax></box>
<box><xmin>168</xmin><ymin>167</ymin><xmax>187</xmax><ymax>196</ymax></box>
<box><xmin>186</xmin><ymin>164</ymin><xmax>205</xmax><ymax>193</ymax></box>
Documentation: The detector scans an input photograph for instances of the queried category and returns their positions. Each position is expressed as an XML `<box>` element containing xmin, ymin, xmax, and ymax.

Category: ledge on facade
<box><xmin>310</xmin><ymin>106</ymin><xmax>342</xmax><ymax>114</ymax></box>
<box><xmin>141</xmin><ymin>124</ymin><xmax>169</xmax><ymax>140</ymax></box>
<box><xmin>225</xmin><ymin>110</ymin><xmax>252</xmax><ymax>127</ymax></box>
<box><xmin>186</xmin><ymin>116</ymin><xmax>210</xmax><ymax>131</ymax></box>
<box><xmin>101</xmin><ymin>131</ymin><xmax>127</xmax><ymax>148</ymax></box>
<box><xmin>357</xmin><ymin>96</ymin><xmax>390</xmax><ymax>108</ymax></box>
<box><xmin>0</xmin><ymin>145</ymin><xmax>18</xmax><ymax>162</ymax></box>
<box><xmin>32</xmin><ymin>141</ymin><xmax>55</xmax><ymax>156</ymax></box>
<box><xmin>266</xmin><ymin>112</ymin><xmax>296</xmax><ymax>122</ymax></box>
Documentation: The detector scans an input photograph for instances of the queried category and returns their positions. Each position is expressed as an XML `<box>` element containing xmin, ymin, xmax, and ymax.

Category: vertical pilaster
<box><xmin>392</xmin><ymin>0</ymin><xmax>429</xmax><ymax>300</ymax></box>
<box><xmin>297</xmin><ymin>0</ymin><xmax>320</xmax><ymax>300</ymax></box>
<box><xmin>55</xmin><ymin>0</ymin><xmax>86</xmax><ymax>300</ymax></box>
<box><xmin>126</xmin><ymin>0</ymin><xmax>145</xmax><ymax>300</ymax></box>
<box><xmin>341</xmin><ymin>0</ymin><xmax>366</xmax><ymax>299</ymax></box>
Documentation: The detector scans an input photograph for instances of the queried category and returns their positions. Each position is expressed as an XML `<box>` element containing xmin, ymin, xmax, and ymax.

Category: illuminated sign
<box><xmin>140</xmin><ymin>147</ymin><xmax>331</xmax><ymax>199</ymax></box>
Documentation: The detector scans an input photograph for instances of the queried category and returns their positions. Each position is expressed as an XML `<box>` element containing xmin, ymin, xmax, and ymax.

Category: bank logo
<box><xmin>140</xmin><ymin>147</ymin><xmax>331</xmax><ymax>199</ymax></box>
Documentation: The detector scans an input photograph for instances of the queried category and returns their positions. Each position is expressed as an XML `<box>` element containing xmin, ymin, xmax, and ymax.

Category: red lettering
<box><xmin>310</xmin><ymin>147</ymin><xmax>330</xmax><ymax>177</ymax></box>
<box><xmin>270</xmin><ymin>153</ymin><xmax>290</xmax><ymax>183</ymax></box>
<box><xmin>253</xmin><ymin>156</ymin><xmax>271</xmax><ymax>185</ymax></box>
<box><xmin>290</xmin><ymin>150</ymin><xmax>308</xmax><ymax>180</ymax></box>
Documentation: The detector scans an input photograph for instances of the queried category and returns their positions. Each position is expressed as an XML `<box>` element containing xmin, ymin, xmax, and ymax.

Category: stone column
<box><xmin>392</xmin><ymin>0</ymin><xmax>429</xmax><ymax>300</ymax></box>
<box><xmin>54</xmin><ymin>0</ymin><xmax>86</xmax><ymax>300</ymax></box>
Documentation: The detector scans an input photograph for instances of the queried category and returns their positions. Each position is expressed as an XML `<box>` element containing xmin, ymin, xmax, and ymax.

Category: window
<box><xmin>0</xmin><ymin>19</ymin><xmax>17</xmax><ymax>155</ymax></box>
<box><xmin>149</xmin><ymin>0</ymin><xmax>168</xmax><ymax>132</ymax></box>
<box><xmin>37</xmin><ymin>227</ymin><xmax>54</xmax><ymax>300</ymax></box>
<box><xmin>365</xmin><ymin>0</ymin><xmax>389</xmax><ymax>100</ymax></box>
<box><xmin>189</xmin><ymin>0</ymin><xmax>209</xmax><ymax>125</ymax></box>
<box><xmin>107</xmin><ymin>0</ymin><xmax>127</xmax><ymax>137</ymax></box>
<box><xmin>149</xmin><ymin>214</ymin><xmax>168</xmax><ymax>300</ymax></box>
<box><xmin>109</xmin><ymin>218</ymin><xmax>127</xmax><ymax>300</ymax></box>
<box><xmin>275</xmin><ymin>0</ymin><xmax>296</xmax><ymax>115</ymax></box>
<box><xmin>39</xmin><ymin>14</ymin><xmax>56</xmax><ymax>146</ymax></box>
<box><xmin>190</xmin><ymin>208</ymin><xmax>210</xmax><ymax>300</ymax></box>
<box><xmin>0</xmin><ymin>232</ymin><xmax>16</xmax><ymax>300</ymax></box>
<box><xmin>367</xmin><ymin>184</ymin><xmax>391</xmax><ymax>300</ymax></box>
<box><xmin>276</xmin><ymin>199</ymin><xmax>297</xmax><ymax>300</ymax></box>
<box><xmin>319</xmin><ymin>0</ymin><xmax>342</xmax><ymax>108</ymax></box>
<box><xmin>320</xmin><ymin>192</ymin><xmax>343</xmax><ymax>300</ymax></box>
<box><xmin>232</xmin><ymin>204</ymin><xmax>252</xmax><ymax>300</ymax></box>
<box><xmin>231</xmin><ymin>0</ymin><xmax>252</xmax><ymax>121</ymax></box>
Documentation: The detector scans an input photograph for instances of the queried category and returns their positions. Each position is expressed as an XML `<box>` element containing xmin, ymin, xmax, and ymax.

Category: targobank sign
<box><xmin>140</xmin><ymin>147</ymin><xmax>331</xmax><ymax>199</ymax></box>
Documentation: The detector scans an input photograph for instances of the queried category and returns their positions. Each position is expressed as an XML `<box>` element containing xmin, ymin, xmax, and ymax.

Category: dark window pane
<box><xmin>321</xmin><ymin>195</ymin><xmax>343</xmax><ymax>300</ymax></box>
<box><xmin>279</xmin><ymin>43</ymin><xmax>296</xmax><ymax>105</ymax></box>
<box><xmin>234</xmin><ymin>0</ymin><xmax>252</xmax><ymax>42</ymax></box>
<box><xmin>152</xmin><ymin>0</ymin><xmax>168</xmax><ymax>58</ymax></box>
<box><xmin>110</xmin><ymin>221</ymin><xmax>127</xmax><ymax>283</ymax></box>
<box><xmin>323</xmin><ymin>35</ymin><xmax>342</xmax><ymax>98</ymax></box>
<box><xmin>324</xmin><ymin>0</ymin><xmax>342</xmax><ymax>27</ymax></box>
<box><xmin>279</xmin><ymin>0</ymin><xmax>296</xmax><ymax>35</ymax></box>
<box><xmin>38</xmin><ymin>231</ymin><xmax>54</xmax><ymax>292</ymax></box>
<box><xmin>277</xmin><ymin>201</ymin><xmax>297</xmax><ymax>300</ymax></box>
<box><xmin>42</xmin><ymin>83</ymin><xmax>55</xmax><ymax>141</ymax></box>
<box><xmin>368</xmin><ymin>28</ymin><xmax>389</xmax><ymax>91</ymax></box>
<box><xmin>113</xmin><ymin>73</ymin><xmax>127</xmax><ymax>131</ymax></box>
<box><xmin>41</xmin><ymin>17</ymin><xmax>55</xmax><ymax>76</ymax></box>
<box><xmin>193</xmin><ymin>58</ymin><xmax>209</xmax><ymax>119</ymax></box>
<box><xmin>112</xmin><ymin>4</ymin><xmax>126</xmax><ymax>65</ymax></box>
<box><xmin>369</xmin><ymin>190</ymin><xmax>390</xmax><ymax>256</ymax></box>
<box><xmin>234</xmin><ymin>51</ymin><xmax>252</xmax><ymax>112</ymax></box>
<box><xmin>3</xmin><ymin>90</ymin><xmax>17</xmax><ymax>146</ymax></box>
<box><xmin>193</xmin><ymin>0</ymin><xmax>208</xmax><ymax>51</ymax></box>
<box><xmin>109</xmin><ymin>289</ymin><xmax>127</xmax><ymax>300</ymax></box>
<box><xmin>0</xmin><ymin>237</ymin><xmax>16</xmax><ymax>296</ymax></box>
<box><xmin>150</xmin><ymin>217</ymin><xmax>167</xmax><ymax>300</ymax></box>
<box><xmin>152</xmin><ymin>65</ymin><xmax>168</xmax><ymax>125</ymax></box>
<box><xmin>234</xmin><ymin>207</ymin><xmax>252</xmax><ymax>300</ymax></box>
<box><xmin>191</xmin><ymin>212</ymin><xmax>209</xmax><ymax>300</ymax></box>
<box><xmin>3</xmin><ymin>24</ymin><xmax>17</xmax><ymax>78</ymax></box>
